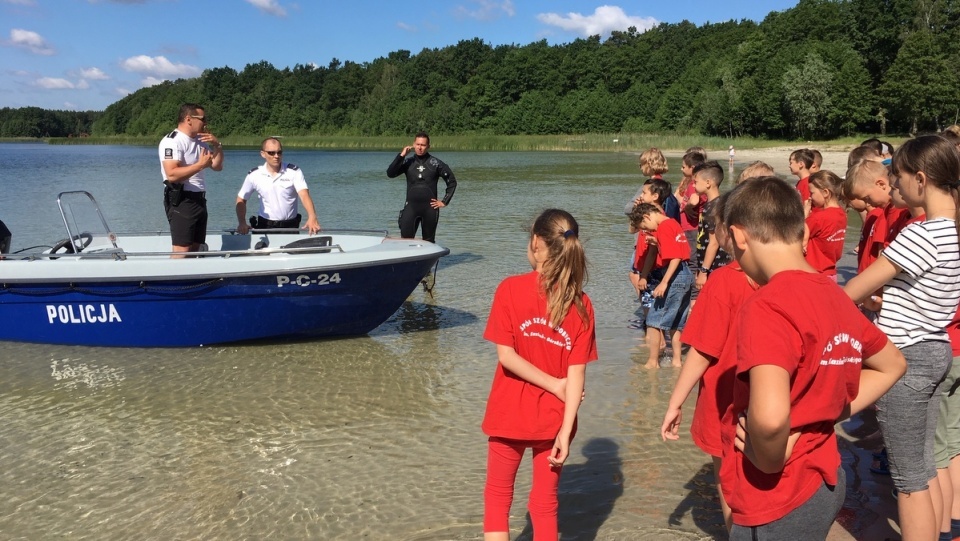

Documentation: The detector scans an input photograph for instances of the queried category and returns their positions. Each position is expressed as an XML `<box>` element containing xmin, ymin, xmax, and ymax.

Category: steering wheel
<box><xmin>51</xmin><ymin>232</ymin><xmax>94</xmax><ymax>255</ymax></box>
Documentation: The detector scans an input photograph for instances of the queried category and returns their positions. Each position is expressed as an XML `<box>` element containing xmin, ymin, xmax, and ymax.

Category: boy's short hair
<box><xmin>645</xmin><ymin>178</ymin><xmax>672</xmax><ymax>205</ymax></box>
<box><xmin>628</xmin><ymin>202</ymin><xmax>662</xmax><ymax>227</ymax></box>
<box><xmin>812</xmin><ymin>149</ymin><xmax>823</xmax><ymax>168</ymax></box>
<box><xmin>693</xmin><ymin>160</ymin><xmax>724</xmax><ymax>186</ymax></box>
<box><xmin>941</xmin><ymin>126</ymin><xmax>960</xmax><ymax>144</ymax></box>
<box><xmin>860</xmin><ymin>138</ymin><xmax>883</xmax><ymax>154</ymax></box>
<box><xmin>639</xmin><ymin>148</ymin><xmax>668</xmax><ymax>177</ymax></box>
<box><xmin>846</xmin><ymin>145</ymin><xmax>882</xmax><ymax>168</ymax></box>
<box><xmin>789</xmin><ymin>148</ymin><xmax>815</xmax><ymax>168</ymax></box>
<box><xmin>736</xmin><ymin>161</ymin><xmax>775</xmax><ymax>184</ymax></box>
<box><xmin>682</xmin><ymin>150</ymin><xmax>707</xmax><ymax>169</ymax></box>
<box><xmin>724</xmin><ymin>177</ymin><xmax>804</xmax><ymax>244</ymax></box>
<box><xmin>843</xmin><ymin>158</ymin><xmax>888</xmax><ymax>198</ymax></box>
<box><xmin>684</xmin><ymin>146</ymin><xmax>707</xmax><ymax>159</ymax></box>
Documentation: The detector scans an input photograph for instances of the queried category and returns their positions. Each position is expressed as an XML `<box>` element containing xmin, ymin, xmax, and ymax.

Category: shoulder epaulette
<box><xmin>248</xmin><ymin>166</ymin><xmax>258</xmax><ymax>174</ymax></box>
<box><xmin>287</xmin><ymin>163</ymin><xmax>299</xmax><ymax>171</ymax></box>
<box><xmin>166</xmin><ymin>131</ymin><xmax>178</xmax><ymax>138</ymax></box>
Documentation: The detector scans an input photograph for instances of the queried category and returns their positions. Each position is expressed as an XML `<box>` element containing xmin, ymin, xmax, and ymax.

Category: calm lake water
<box><xmin>0</xmin><ymin>143</ymin><xmax>864</xmax><ymax>540</ymax></box>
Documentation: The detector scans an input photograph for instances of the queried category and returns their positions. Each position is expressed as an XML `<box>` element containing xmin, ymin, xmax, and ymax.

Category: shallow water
<box><xmin>0</xmin><ymin>145</ymin><xmax>859</xmax><ymax>539</ymax></box>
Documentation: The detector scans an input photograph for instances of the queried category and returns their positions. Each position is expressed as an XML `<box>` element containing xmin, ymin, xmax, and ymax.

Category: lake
<box><xmin>0</xmin><ymin>143</ymin><xmax>863</xmax><ymax>540</ymax></box>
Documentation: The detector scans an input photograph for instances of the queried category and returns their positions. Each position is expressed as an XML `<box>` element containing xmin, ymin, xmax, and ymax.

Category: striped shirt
<box><xmin>878</xmin><ymin>218</ymin><xmax>960</xmax><ymax>348</ymax></box>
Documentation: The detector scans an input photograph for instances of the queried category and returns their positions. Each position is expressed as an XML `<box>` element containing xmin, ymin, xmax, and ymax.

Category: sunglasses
<box><xmin>190</xmin><ymin>115</ymin><xmax>207</xmax><ymax>122</ymax></box>
<box><xmin>263</xmin><ymin>150</ymin><xmax>283</xmax><ymax>156</ymax></box>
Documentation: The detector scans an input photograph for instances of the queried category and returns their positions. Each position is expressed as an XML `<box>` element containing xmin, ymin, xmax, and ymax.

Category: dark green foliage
<box><xmin>7</xmin><ymin>0</ymin><xmax>958</xmax><ymax>140</ymax></box>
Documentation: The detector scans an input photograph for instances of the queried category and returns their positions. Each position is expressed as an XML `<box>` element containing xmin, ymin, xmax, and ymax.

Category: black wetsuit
<box><xmin>386</xmin><ymin>152</ymin><xmax>457</xmax><ymax>243</ymax></box>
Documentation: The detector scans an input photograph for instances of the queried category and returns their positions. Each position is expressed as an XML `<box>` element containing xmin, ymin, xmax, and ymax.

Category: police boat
<box><xmin>0</xmin><ymin>191</ymin><xmax>448</xmax><ymax>347</ymax></box>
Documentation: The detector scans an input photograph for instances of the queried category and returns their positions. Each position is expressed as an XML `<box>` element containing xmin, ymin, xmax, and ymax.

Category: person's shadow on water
<box><xmin>515</xmin><ymin>438</ymin><xmax>624</xmax><ymax>541</ymax></box>
<box><xmin>669</xmin><ymin>462</ymin><xmax>728</xmax><ymax>539</ymax></box>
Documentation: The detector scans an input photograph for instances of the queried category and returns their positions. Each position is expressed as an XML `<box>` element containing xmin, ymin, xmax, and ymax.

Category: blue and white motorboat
<box><xmin>0</xmin><ymin>191</ymin><xmax>448</xmax><ymax>347</ymax></box>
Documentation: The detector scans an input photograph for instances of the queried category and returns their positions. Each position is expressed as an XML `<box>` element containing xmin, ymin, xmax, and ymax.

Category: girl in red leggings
<box><xmin>481</xmin><ymin>208</ymin><xmax>598</xmax><ymax>540</ymax></box>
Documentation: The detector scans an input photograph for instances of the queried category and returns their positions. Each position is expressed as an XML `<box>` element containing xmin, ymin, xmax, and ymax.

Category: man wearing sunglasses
<box><xmin>235</xmin><ymin>137</ymin><xmax>321</xmax><ymax>235</ymax></box>
<box><xmin>158</xmin><ymin>103</ymin><xmax>224</xmax><ymax>257</ymax></box>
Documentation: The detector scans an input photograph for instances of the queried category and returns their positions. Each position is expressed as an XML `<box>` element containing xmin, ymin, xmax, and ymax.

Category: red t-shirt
<box><xmin>882</xmin><ymin>205</ymin><xmax>912</xmax><ymax>246</ymax></box>
<box><xmin>653</xmin><ymin>217</ymin><xmax>690</xmax><ymax>269</ymax></box>
<box><xmin>719</xmin><ymin>271</ymin><xmax>888</xmax><ymax>527</ymax></box>
<box><xmin>681</xmin><ymin>262</ymin><xmax>758</xmax><ymax>457</ymax></box>
<box><xmin>633</xmin><ymin>232</ymin><xmax>650</xmax><ymax>271</ymax></box>
<box><xmin>887</xmin><ymin>208</ymin><xmax>925</xmax><ymax>244</ymax></box>
<box><xmin>796</xmin><ymin>177</ymin><xmax>811</xmax><ymax>204</ymax></box>
<box><xmin>804</xmin><ymin>206</ymin><xmax>847</xmax><ymax>276</ymax></box>
<box><xmin>679</xmin><ymin>180</ymin><xmax>703</xmax><ymax>232</ymax></box>
<box><xmin>857</xmin><ymin>207</ymin><xmax>886</xmax><ymax>273</ymax></box>
<box><xmin>482</xmin><ymin>271</ymin><xmax>599</xmax><ymax>440</ymax></box>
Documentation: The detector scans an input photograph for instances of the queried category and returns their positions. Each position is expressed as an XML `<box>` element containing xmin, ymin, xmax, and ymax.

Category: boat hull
<box><xmin>0</xmin><ymin>255</ymin><xmax>439</xmax><ymax>347</ymax></box>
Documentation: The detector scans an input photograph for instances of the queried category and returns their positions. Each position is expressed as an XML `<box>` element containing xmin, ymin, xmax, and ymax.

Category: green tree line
<box><xmin>4</xmin><ymin>0</ymin><xmax>960</xmax><ymax>140</ymax></box>
<box><xmin>0</xmin><ymin>107</ymin><xmax>100</xmax><ymax>138</ymax></box>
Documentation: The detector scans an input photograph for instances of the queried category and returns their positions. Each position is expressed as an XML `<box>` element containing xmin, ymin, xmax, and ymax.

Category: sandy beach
<box><xmin>664</xmin><ymin>145</ymin><xmax>856</xmax><ymax>179</ymax></box>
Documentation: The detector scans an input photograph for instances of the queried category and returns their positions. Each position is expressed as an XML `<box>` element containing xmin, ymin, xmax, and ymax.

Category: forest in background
<box><xmin>2</xmin><ymin>0</ymin><xmax>958</xmax><ymax>141</ymax></box>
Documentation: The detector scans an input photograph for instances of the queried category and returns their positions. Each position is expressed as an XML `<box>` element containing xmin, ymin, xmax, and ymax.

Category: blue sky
<box><xmin>1</xmin><ymin>0</ymin><xmax>799</xmax><ymax>111</ymax></box>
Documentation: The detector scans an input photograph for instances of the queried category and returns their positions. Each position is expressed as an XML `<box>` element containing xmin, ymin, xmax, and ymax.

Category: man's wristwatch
<box><xmin>698</xmin><ymin>266</ymin><xmax>711</xmax><ymax>275</ymax></box>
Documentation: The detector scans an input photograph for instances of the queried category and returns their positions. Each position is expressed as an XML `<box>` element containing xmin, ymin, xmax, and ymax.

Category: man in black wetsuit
<box><xmin>386</xmin><ymin>131</ymin><xmax>457</xmax><ymax>243</ymax></box>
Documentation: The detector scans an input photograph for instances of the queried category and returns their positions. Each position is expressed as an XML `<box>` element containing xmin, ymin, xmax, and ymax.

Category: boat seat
<box><xmin>282</xmin><ymin>236</ymin><xmax>333</xmax><ymax>253</ymax></box>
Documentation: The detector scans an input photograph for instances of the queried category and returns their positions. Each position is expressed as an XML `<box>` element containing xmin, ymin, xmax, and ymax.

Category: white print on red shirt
<box><xmin>519</xmin><ymin>317</ymin><xmax>573</xmax><ymax>351</ymax></box>
<box><xmin>826</xmin><ymin>229</ymin><xmax>846</xmax><ymax>243</ymax></box>
<box><xmin>820</xmin><ymin>332</ymin><xmax>864</xmax><ymax>366</ymax></box>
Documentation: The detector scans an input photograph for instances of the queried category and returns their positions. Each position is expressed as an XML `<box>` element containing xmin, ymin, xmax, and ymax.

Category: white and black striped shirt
<box><xmin>879</xmin><ymin>218</ymin><xmax>960</xmax><ymax>348</ymax></box>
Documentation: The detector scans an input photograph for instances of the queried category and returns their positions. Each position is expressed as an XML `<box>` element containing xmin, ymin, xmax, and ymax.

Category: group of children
<box><xmin>477</xmin><ymin>135</ymin><xmax>960</xmax><ymax>541</ymax></box>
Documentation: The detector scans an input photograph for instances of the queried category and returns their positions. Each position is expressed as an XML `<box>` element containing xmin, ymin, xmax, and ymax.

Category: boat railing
<box><xmin>17</xmin><ymin>244</ymin><xmax>351</xmax><ymax>261</ymax></box>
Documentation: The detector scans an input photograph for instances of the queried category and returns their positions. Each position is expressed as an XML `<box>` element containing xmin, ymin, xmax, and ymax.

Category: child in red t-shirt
<box><xmin>482</xmin><ymin>208</ymin><xmax>599</xmax><ymax>541</ymax></box>
<box><xmin>804</xmin><ymin>170</ymin><xmax>847</xmax><ymax>279</ymax></box>
<box><xmin>719</xmin><ymin>177</ymin><xmax>905</xmax><ymax>539</ymax></box>
<box><xmin>789</xmin><ymin>148</ymin><xmax>815</xmax><ymax>214</ymax></box>
<box><xmin>660</xmin><ymin>191</ymin><xmax>759</xmax><ymax>531</ymax></box>
<box><xmin>630</xmin><ymin>203</ymin><xmax>693</xmax><ymax>369</ymax></box>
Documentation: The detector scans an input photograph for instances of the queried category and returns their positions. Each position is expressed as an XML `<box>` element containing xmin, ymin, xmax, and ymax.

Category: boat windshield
<box><xmin>56</xmin><ymin>191</ymin><xmax>117</xmax><ymax>252</ymax></box>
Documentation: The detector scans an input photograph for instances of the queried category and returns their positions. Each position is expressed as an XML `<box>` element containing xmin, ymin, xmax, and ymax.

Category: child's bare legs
<box><xmin>897</xmin><ymin>483</ymin><xmax>939</xmax><ymax>541</ymax></box>
<box><xmin>712</xmin><ymin>456</ymin><xmax>732</xmax><ymax>532</ymax></box>
<box><xmin>669</xmin><ymin>329</ymin><xmax>683</xmax><ymax>367</ymax></box>
<box><xmin>644</xmin><ymin>326</ymin><xmax>662</xmax><ymax>369</ymax></box>
<box><xmin>484</xmin><ymin>532</ymin><xmax>509</xmax><ymax>541</ymax></box>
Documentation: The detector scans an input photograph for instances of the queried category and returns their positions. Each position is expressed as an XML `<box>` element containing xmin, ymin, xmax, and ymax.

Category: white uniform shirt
<box><xmin>237</xmin><ymin>163</ymin><xmax>309</xmax><ymax>220</ymax></box>
<box><xmin>879</xmin><ymin>218</ymin><xmax>960</xmax><ymax>347</ymax></box>
<box><xmin>158</xmin><ymin>130</ymin><xmax>211</xmax><ymax>193</ymax></box>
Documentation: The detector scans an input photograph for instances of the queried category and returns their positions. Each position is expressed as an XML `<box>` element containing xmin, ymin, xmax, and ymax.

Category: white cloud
<box><xmin>115</xmin><ymin>87</ymin><xmax>132</xmax><ymax>96</ymax></box>
<box><xmin>140</xmin><ymin>76</ymin><xmax>165</xmax><ymax>87</ymax></box>
<box><xmin>119</xmin><ymin>55</ymin><xmax>201</xmax><ymax>80</ymax></box>
<box><xmin>537</xmin><ymin>5</ymin><xmax>658</xmax><ymax>38</ymax></box>
<box><xmin>35</xmin><ymin>77</ymin><xmax>75</xmax><ymax>89</ymax></box>
<box><xmin>454</xmin><ymin>0</ymin><xmax>514</xmax><ymax>21</ymax></box>
<box><xmin>2</xmin><ymin>0</ymin><xmax>38</xmax><ymax>5</ymax></box>
<box><xmin>76</xmin><ymin>79</ymin><xmax>90</xmax><ymax>89</ymax></box>
<box><xmin>79</xmin><ymin>67</ymin><xmax>110</xmax><ymax>80</ymax></box>
<box><xmin>63</xmin><ymin>101</ymin><xmax>77</xmax><ymax>109</ymax></box>
<box><xmin>246</xmin><ymin>0</ymin><xmax>286</xmax><ymax>17</ymax></box>
<box><xmin>396</xmin><ymin>21</ymin><xmax>416</xmax><ymax>32</ymax></box>
<box><xmin>7</xmin><ymin>28</ymin><xmax>55</xmax><ymax>55</ymax></box>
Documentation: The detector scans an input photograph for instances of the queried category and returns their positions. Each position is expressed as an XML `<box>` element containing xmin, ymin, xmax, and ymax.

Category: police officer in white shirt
<box><xmin>235</xmin><ymin>137</ymin><xmax>321</xmax><ymax>235</ymax></box>
<box><xmin>158</xmin><ymin>103</ymin><xmax>224</xmax><ymax>256</ymax></box>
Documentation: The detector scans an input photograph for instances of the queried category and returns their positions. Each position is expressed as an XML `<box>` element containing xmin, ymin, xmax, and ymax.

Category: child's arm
<box><xmin>652</xmin><ymin>258</ymin><xmax>682</xmax><ymax>298</ymax></box>
<box><xmin>549</xmin><ymin>363</ymin><xmax>586</xmax><ymax>467</ymax></box>
<box><xmin>843</xmin><ymin>255</ymin><xmax>900</xmax><ymax>303</ymax></box>
<box><xmin>695</xmin><ymin>230</ymin><xmax>720</xmax><ymax>288</ymax></box>
<box><xmin>842</xmin><ymin>340</ymin><xmax>906</xmax><ymax>420</ymax></box>
<box><xmin>661</xmin><ymin>348</ymin><xmax>713</xmax><ymax>441</ymax></box>
<box><xmin>737</xmin><ymin>365</ymin><xmax>792</xmax><ymax>474</ymax></box>
<box><xmin>495</xmin><ymin>344</ymin><xmax>566</xmax><ymax>400</ymax></box>
<box><xmin>637</xmin><ymin>246</ymin><xmax>658</xmax><ymax>291</ymax></box>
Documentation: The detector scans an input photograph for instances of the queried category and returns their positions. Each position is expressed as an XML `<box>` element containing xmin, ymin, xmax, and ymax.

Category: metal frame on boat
<box><xmin>0</xmin><ymin>191</ymin><xmax>448</xmax><ymax>347</ymax></box>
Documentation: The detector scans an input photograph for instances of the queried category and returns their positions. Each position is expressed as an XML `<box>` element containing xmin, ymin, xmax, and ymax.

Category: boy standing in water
<box><xmin>720</xmin><ymin>178</ymin><xmax>905</xmax><ymax>540</ymax></box>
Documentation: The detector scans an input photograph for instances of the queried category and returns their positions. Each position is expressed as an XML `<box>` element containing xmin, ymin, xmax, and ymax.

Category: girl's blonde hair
<box><xmin>809</xmin><ymin>169</ymin><xmax>843</xmax><ymax>200</ymax></box>
<box><xmin>532</xmin><ymin>209</ymin><xmax>589</xmax><ymax>328</ymax></box>
<box><xmin>639</xmin><ymin>148</ymin><xmax>668</xmax><ymax>177</ymax></box>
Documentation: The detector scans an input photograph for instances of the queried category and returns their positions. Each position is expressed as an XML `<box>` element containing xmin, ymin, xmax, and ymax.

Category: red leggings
<box><xmin>483</xmin><ymin>437</ymin><xmax>561</xmax><ymax>539</ymax></box>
